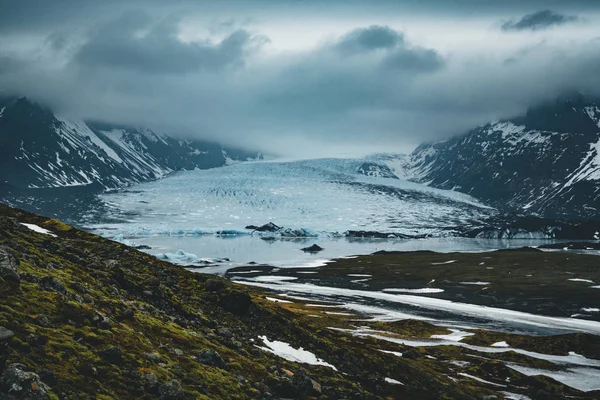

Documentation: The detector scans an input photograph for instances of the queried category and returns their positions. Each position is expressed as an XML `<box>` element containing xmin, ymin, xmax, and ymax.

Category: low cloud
<box><xmin>0</xmin><ymin>3</ymin><xmax>599</xmax><ymax>157</ymax></box>
<box><xmin>502</xmin><ymin>10</ymin><xmax>579</xmax><ymax>32</ymax></box>
<box><xmin>73</xmin><ymin>12</ymin><xmax>267</xmax><ymax>74</ymax></box>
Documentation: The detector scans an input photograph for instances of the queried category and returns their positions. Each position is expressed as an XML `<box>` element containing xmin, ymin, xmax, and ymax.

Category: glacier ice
<box><xmin>90</xmin><ymin>157</ymin><xmax>494</xmax><ymax>239</ymax></box>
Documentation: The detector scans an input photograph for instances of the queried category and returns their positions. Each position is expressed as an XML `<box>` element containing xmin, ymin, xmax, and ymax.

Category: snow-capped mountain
<box><xmin>0</xmin><ymin>97</ymin><xmax>261</xmax><ymax>191</ymax></box>
<box><xmin>409</xmin><ymin>93</ymin><xmax>600</xmax><ymax>220</ymax></box>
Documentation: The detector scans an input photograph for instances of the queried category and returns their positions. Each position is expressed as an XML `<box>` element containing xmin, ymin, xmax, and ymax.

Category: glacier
<box><xmin>90</xmin><ymin>156</ymin><xmax>495</xmax><ymax>239</ymax></box>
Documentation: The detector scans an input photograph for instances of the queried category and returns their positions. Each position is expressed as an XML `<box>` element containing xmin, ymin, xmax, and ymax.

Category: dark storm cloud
<box><xmin>334</xmin><ymin>26</ymin><xmax>444</xmax><ymax>72</ymax></box>
<box><xmin>73</xmin><ymin>12</ymin><xmax>265</xmax><ymax>74</ymax></box>
<box><xmin>501</xmin><ymin>10</ymin><xmax>580</xmax><ymax>31</ymax></box>
<box><xmin>0</xmin><ymin>0</ymin><xmax>600</xmax><ymax>156</ymax></box>
<box><xmin>335</xmin><ymin>25</ymin><xmax>403</xmax><ymax>54</ymax></box>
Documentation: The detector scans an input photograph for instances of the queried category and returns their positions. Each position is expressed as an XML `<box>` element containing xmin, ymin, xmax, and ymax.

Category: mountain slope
<box><xmin>0</xmin><ymin>203</ymin><xmax>513</xmax><ymax>400</ymax></box>
<box><xmin>410</xmin><ymin>94</ymin><xmax>600</xmax><ymax>220</ymax></box>
<box><xmin>0</xmin><ymin>97</ymin><xmax>261</xmax><ymax>191</ymax></box>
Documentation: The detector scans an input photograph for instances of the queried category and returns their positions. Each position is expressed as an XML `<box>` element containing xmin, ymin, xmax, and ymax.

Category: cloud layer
<box><xmin>502</xmin><ymin>10</ymin><xmax>580</xmax><ymax>31</ymax></box>
<box><xmin>0</xmin><ymin>1</ymin><xmax>599</xmax><ymax>157</ymax></box>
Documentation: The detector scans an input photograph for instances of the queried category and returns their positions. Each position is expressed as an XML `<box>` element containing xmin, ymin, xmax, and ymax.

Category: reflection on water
<box><xmin>122</xmin><ymin>235</ymin><xmax>561</xmax><ymax>274</ymax></box>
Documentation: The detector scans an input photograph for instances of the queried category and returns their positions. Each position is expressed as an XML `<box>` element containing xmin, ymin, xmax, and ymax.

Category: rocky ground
<box><xmin>1</xmin><ymin>203</ymin><xmax>599</xmax><ymax>399</ymax></box>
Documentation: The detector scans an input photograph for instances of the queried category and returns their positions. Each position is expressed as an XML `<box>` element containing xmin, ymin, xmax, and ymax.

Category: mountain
<box><xmin>409</xmin><ymin>93</ymin><xmax>600</xmax><ymax>220</ymax></box>
<box><xmin>0</xmin><ymin>97</ymin><xmax>261</xmax><ymax>191</ymax></box>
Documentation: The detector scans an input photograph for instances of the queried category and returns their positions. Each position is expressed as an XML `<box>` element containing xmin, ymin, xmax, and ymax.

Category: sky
<box><xmin>1</xmin><ymin>0</ymin><xmax>599</xmax><ymax>157</ymax></box>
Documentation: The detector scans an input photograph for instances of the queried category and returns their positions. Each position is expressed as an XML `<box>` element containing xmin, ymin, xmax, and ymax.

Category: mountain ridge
<box><xmin>0</xmin><ymin>97</ymin><xmax>262</xmax><ymax>191</ymax></box>
<box><xmin>407</xmin><ymin>94</ymin><xmax>600</xmax><ymax>220</ymax></box>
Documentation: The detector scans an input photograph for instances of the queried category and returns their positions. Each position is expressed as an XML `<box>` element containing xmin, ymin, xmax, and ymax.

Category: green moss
<box><xmin>0</xmin><ymin>204</ymin><xmax>598</xmax><ymax>399</ymax></box>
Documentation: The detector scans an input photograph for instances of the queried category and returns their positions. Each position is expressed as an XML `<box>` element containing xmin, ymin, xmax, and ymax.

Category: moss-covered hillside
<box><xmin>0</xmin><ymin>203</ymin><xmax>598</xmax><ymax>399</ymax></box>
<box><xmin>0</xmin><ymin>203</ymin><xmax>502</xmax><ymax>400</ymax></box>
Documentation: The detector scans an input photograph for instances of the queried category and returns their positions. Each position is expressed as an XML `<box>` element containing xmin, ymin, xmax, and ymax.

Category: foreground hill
<box><xmin>0</xmin><ymin>203</ymin><xmax>505</xmax><ymax>399</ymax></box>
<box><xmin>2</xmin><ymin>204</ymin><xmax>600</xmax><ymax>398</ymax></box>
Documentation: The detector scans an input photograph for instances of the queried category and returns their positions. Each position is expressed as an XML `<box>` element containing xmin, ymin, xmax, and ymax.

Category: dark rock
<box><xmin>346</xmin><ymin>230</ymin><xmax>409</xmax><ymax>239</ymax></box>
<box><xmin>25</xmin><ymin>334</ymin><xmax>46</xmax><ymax>348</ymax></box>
<box><xmin>38</xmin><ymin>276</ymin><xmax>67</xmax><ymax>294</ymax></box>
<box><xmin>196</xmin><ymin>349</ymin><xmax>227</xmax><ymax>369</ymax></box>
<box><xmin>0</xmin><ymin>363</ymin><xmax>52</xmax><ymax>399</ymax></box>
<box><xmin>142</xmin><ymin>372</ymin><xmax>158</xmax><ymax>387</ymax></box>
<box><xmin>0</xmin><ymin>246</ymin><xmax>19</xmax><ymax>284</ymax></box>
<box><xmin>101</xmin><ymin>347</ymin><xmax>122</xmax><ymax>365</ymax></box>
<box><xmin>249</xmin><ymin>222</ymin><xmax>281</xmax><ymax>232</ymax></box>
<box><xmin>34</xmin><ymin>315</ymin><xmax>51</xmax><ymax>328</ymax></box>
<box><xmin>167</xmin><ymin>347</ymin><xmax>183</xmax><ymax>357</ymax></box>
<box><xmin>37</xmin><ymin>369</ymin><xmax>56</xmax><ymax>387</ymax></box>
<box><xmin>300</xmin><ymin>244</ymin><xmax>324</xmax><ymax>253</ymax></box>
<box><xmin>165</xmin><ymin>276</ymin><xmax>178</xmax><ymax>286</ymax></box>
<box><xmin>0</xmin><ymin>326</ymin><xmax>14</xmax><ymax>372</ymax></box>
<box><xmin>145</xmin><ymin>353</ymin><xmax>161</xmax><ymax>363</ymax></box>
<box><xmin>120</xmin><ymin>308</ymin><xmax>135</xmax><ymax>321</ymax></box>
<box><xmin>219</xmin><ymin>290</ymin><xmax>252</xmax><ymax>316</ymax></box>
<box><xmin>134</xmin><ymin>245</ymin><xmax>152</xmax><ymax>250</ymax></box>
<box><xmin>18</xmin><ymin>273</ymin><xmax>40</xmax><ymax>284</ymax></box>
<box><xmin>158</xmin><ymin>379</ymin><xmax>184</xmax><ymax>400</ymax></box>
<box><xmin>206</xmin><ymin>279</ymin><xmax>226</xmax><ymax>292</ymax></box>
<box><xmin>289</xmin><ymin>368</ymin><xmax>321</xmax><ymax>395</ymax></box>
<box><xmin>402</xmin><ymin>348</ymin><xmax>421</xmax><ymax>359</ymax></box>
<box><xmin>93</xmin><ymin>313</ymin><xmax>111</xmax><ymax>330</ymax></box>
<box><xmin>70</xmin><ymin>282</ymin><xmax>88</xmax><ymax>294</ymax></box>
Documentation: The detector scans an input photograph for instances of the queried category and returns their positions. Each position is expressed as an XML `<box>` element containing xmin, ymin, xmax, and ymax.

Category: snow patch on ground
<box><xmin>507</xmin><ymin>364</ymin><xmax>600</xmax><ymax>392</ymax></box>
<box><xmin>381</xmin><ymin>288</ymin><xmax>444</xmax><ymax>294</ymax></box>
<box><xmin>265</xmin><ymin>297</ymin><xmax>292</xmax><ymax>303</ymax></box>
<box><xmin>500</xmin><ymin>392</ymin><xmax>532</xmax><ymax>400</ymax></box>
<box><xmin>581</xmin><ymin>308</ymin><xmax>600</xmax><ymax>313</ymax></box>
<box><xmin>568</xmin><ymin>278</ymin><xmax>595</xmax><ymax>284</ymax></box>
<box><xmin>256</xmin><ymin>336</ymin><xmax>337</xmax><ymax>370</ymax></box>
<box><xmin>238</xmin><ymin>281</ymin><xmax>600</xmax><ymax>334</ymax></box>
<box><xmin>458</xmin><ymin>373</ymin><xmax>506</xmax><ymax>387</ymax></box>
<box><xmin>384</xmin><ymin>377</ymin><xmax>404</xmax><ymax>385</ymax></box>
<box><xmin>20</xmin><ymin>223</ymin><xmax>57</xmax><ymax>237</ymax></box>
<box><xmin>431</xmin><ymin>260</ymin><xmax>457</xmax><ymax>265</ymax></box>
<box><xmin>431</xmin><ymin>329</ymin><xmax>474</xmax><ymax>342</ymax></box>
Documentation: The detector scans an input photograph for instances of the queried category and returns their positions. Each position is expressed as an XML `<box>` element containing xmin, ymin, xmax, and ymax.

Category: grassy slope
<box><xmin>0</xmin><ymin>204</ymin><xmax>505</xmax><ymax>400</ymax></box>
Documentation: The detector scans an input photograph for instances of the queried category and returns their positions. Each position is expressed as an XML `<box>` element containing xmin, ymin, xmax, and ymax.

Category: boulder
<box><xmin>34</xmin><ymin>315</ymin><xmax>51</xmax><ymax>328</ymax></box>
<box><xmin>219</xmin><ymin>290</ymin><xmax>252</xmax><ymax>316</ymax></box>
<box><xmin>37</xmin><ymin>369</ymin><xmax>56</xmax><ymax>387</ymax></box>
<box><xmin>300</xmin><ymin>244</ymin><xmax>324</xmax><ymax>253</ymax></box>
<box><xmin>101</xmin><ymin>347</ymin><xmax>122</xmax><ymax>365</ymax></box>
<box><xmin>159</xmin><ymin>379</ymin><xmax>184</xmax><ymax>400</ymax></box>
<box><xmin>196</xmin><ymin>349</ymin><xmax>227</xmax><ymax>369</ymax></box>
<box><xmin>0</xmin><ymin>246</ymin><xmax>19</xmax><ymax>284</ymax></box>
<box><xmin>291</xmin><ymin>368</ymin><xmax>321</xmax><ymax>395</ymax></box>
<box><xmin>0</xmin><ymin>327</ymin><xmax>14</xmax><ymax>372</ymax></box>
<box><xmin>0</xmin><ymin>363</ymin><xmax>52</xmax><ymax>399</ymax></box>
<box><xmin>38</xmin><ymin>276</ymin><xmax>66</xmax><ymax>294</ymax></box>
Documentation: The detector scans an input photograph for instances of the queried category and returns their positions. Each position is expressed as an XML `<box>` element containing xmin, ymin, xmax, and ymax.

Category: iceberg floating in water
<box><xmin>156</xmin><ymin>249</ymin><xmax>199</xmax><ymax>263</ymax></box>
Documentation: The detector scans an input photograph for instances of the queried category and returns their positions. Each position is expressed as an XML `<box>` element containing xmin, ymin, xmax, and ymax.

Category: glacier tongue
<box><xmin>90</xmin><ymin>157</ymin><xmax>495</xmax><ymax>238</ymax></box>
